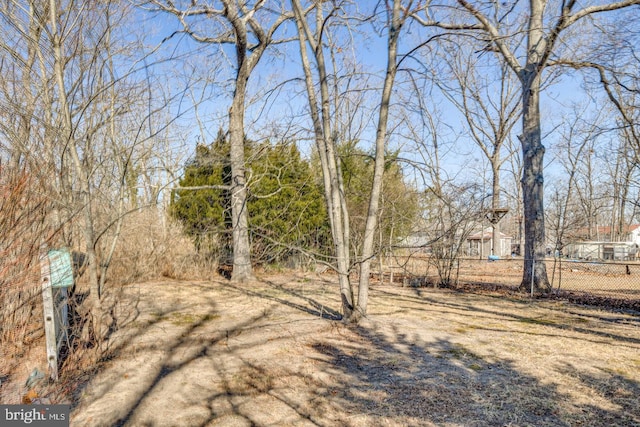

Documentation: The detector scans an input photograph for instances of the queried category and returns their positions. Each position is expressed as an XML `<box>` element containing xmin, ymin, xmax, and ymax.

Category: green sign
<box><xmin>48</xmin><ymin>249</ymin><xmax>74</xmax><ymax>288</ymax></box>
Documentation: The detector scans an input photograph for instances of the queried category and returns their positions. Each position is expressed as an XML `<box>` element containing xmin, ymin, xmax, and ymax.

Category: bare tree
<box><xmin>561</xmin><ymin>19</ymin><xmax>640</xmax><ymax>236</ymax></box>
<box><xmin>0</xmin><ymin>0</ymin><xmax>131</xmax><ymax>330</ymax></box>
<box><xmin>0</xmin><ymin>0</ymin><xmax>185</xmax><ymax>341</ymax></box>
<box><xmin>292</xmin><ymin>0</ymin><xmax>426</xmax><ymax>320</ymax></box>
<box><xmin>414</xmin><ymin>0</ymin><xmax>640</xmax><ymax>292</ymax></box>
<box><xmin>148</xmin><ymin>0</ymin><xmax>292</xmax><ymax>282</ymax></box>
<box><xmin>503</xmin><ymin>135</ymin><xmax>524</xmax><ymax>255</ymax></box>
<box><xmin>47</xmin><ymin>0</ymin><xmax>106</xmax><ymax>319</ymax></box>
<box><xmin>355</xmin><ymin>0</ymin><xmax>413</xmax><ymax>320</ymax></box>
<box><xmin>549</xmin><ymin>104</ymin><xmax>605</xmax><ymax>250</ymax></box>
<box><xmin>432</xmin><ymin>38</ymin><xmax>520</xmax><ymax>257</ymax></box>
<box><xmin>291</xmin><ymin>0</ymin><xmax>355</xmax><ymax>317</ymax></box>
<box><xmin>605</xmin><ymin>131</ymin><xmax>640</xmax><ymax>240</ymax></box>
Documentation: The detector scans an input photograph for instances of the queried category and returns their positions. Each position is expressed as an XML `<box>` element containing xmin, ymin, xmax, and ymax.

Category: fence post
<box><xmin>558</xmin><ymin>256</ymin><xmax>562</xmax><ymax>293</ymax></box>
<box><xmin>39</xmin><ymin>246</ymin><xmax>59</xmax><ymax>381</ymax></box>
<box><xmin>531</xmin><ymin>258</ymin><xmax>535</xmax><ymax>298</ymax></box>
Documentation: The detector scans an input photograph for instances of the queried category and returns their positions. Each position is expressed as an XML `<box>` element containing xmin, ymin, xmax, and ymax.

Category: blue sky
<box><xmin>137</xmin><ymin>2</ymin><xmax>623</xmax><ymax>205</ymax></box>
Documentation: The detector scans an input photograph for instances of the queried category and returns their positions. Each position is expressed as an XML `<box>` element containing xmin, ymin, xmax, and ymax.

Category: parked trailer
<box><xmin>564</xmin><ymin>241</ymin><xmax>638</xmax><ymax>261</ymax></box>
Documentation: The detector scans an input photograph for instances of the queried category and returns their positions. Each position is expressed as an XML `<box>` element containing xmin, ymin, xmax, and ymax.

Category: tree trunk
<box><xmin>292</xmin><ymin>0</ymin><xmax>353</xmax><ymax>318</ymax></box>
<box><xmin>355</xmin><ymin>0</ymin><xmax>402</xmax><ymax>321</ymax></box>
<box><xmin>491</xmin><ymin>159</ymin><xmax>501</xmax><ymax>256</ymax></box>
<box><xmin>49</xmin><ymin>0</ymin><xmax>105</xmax><ymax>337</ymax></box>
<box><xmin>228</xmin><ymin>71</ymin><xmax>254</xmax><ymax>282</ymax></box>
<box><xmin>223</xmin><ymin>0</ymin><xmax>264</xmax><ymax>283</ymax></box>
<box><xmin>519</xmin><ymin>69</ymin><xmax>550</xmax><ymax>292</ymax></box>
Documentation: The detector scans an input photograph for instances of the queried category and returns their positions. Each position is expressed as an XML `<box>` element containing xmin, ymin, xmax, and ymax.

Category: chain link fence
<box><xmin>376</xmin><ymin>254</ymin><xmax>640</xmax><ymax>304</ymax></box>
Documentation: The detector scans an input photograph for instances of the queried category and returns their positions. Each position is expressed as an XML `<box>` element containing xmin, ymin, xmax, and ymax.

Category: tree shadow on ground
<box><xmin>306</xmin><ymin>322</ymin><xmax>639</xmax><ymax>426</ymax></box>
<box><xmin>71</xmin><ymin>278</ymin><xmax>640</xmax><ymax>426</ymax></box>
<box><xmin>380</xmin><ymin>286</ymin><xmax>640</xmax><ymax>347</ymax></box>
<box><xmin>70</xmin><ymin>280</ymin><xmax>302</xmax><ymax>426</ymax></box>
<box><xmin>226</xmin><ymin>278</ymin><xmax>343</xmax><ymax>320</ymax></box>
<box><xmin>111</xmin><ymin>309</ymin><xmax>268</xmax><ymax>427</ymax></box>
<box><xmin>555</xmin><ymin>363</ymin><xmax>640</xmax><ymax>426</ymax></box>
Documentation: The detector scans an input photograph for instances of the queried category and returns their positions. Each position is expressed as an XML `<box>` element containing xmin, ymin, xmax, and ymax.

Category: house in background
<box><xmin>466</xmin><ymin>228</ymin><xmax>513</xmax><ymax>258</ymax></box>
<box><xmin>563</xmin><ymin>224</ymin><xmax>640</xmax><ymax>261</ymax></box>
<box><xmin>565</xmin><ymin>224</ymin><xmax>640</xmax><ymax>244</ymax></box>
<box><xmin>563</xmin><ymin>241</ymin><xmax>639</xmax><ymax>261</ymax></box>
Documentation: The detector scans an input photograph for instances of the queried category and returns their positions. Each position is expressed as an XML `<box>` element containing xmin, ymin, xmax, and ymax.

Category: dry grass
<box><xmin>107</xmin><ymin>209</ymin><xmax>219</xmax><ymax>284</ymax></box>
<box><xmin>69</xmin><ymin>273</ymin><xmax>640</xmax><ymax>426</ymax></box>
<box><xmin>0</xmin><ymin>166</ymin><xmax>56</xmax><ymax>403</ymax></box>
<box><xmin>0</xmin><ymin>205</ymin><xmax>220</xmax><ymax>406</ymax></box>
<box><xmin>382</xmin><ymin>255</ymin><xmax>640</xmax><ymax>301</ymax></box>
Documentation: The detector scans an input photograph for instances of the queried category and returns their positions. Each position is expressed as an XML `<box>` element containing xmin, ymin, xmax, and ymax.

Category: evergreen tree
<box><xmin>170</xmin><ymin>130</ymin><xmax>231</xmax><ymax>256</ymax></box>
<box><xmin>337</xmin><ymin>141</ymin><xmax>419</xmax><ymax>253</ymax></box>
<box><xmin>171</xmin><ymin>132</ymin><xmax>330</xmax><ymax>264</ymax></box>
<box><xmin>249</xmin><ymin>141</ymin><xmax>330</xmax><ymax>264</ymax></box>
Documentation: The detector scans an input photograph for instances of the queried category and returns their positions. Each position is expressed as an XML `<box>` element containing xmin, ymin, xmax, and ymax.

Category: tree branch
<box><xmin>453</xmin><ymin>0</ymin><xmax>523</xmax><ymax>74</ymax></box>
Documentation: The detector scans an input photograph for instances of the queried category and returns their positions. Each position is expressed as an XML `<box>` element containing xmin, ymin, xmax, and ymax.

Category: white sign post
<box><xmin>40</xmin><ymin>247</ymin><xmax>59</xmax><ymax>381</ymax></box>
<box><xmin>39</xmin><ymin>247</ymin><xmax>74</xmax><ymax>382</ymax></box>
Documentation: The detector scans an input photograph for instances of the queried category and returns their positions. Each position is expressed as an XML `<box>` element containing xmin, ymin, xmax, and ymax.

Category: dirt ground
<box><xmin>67</xmin><ymin>272</ymin><xmax>640</xmax><ymax>427</ymax></box>
<box><xmin>393</xmin><ymin>255</ymin><xmax>640</xmax><ymax>302</ymax></box>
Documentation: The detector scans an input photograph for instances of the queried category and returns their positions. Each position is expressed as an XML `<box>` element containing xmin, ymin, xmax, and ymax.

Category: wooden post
<box><xmin>40</xmin><ymin>248</ymin><xmax>58</xmax><ymax>381</ymax></box>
